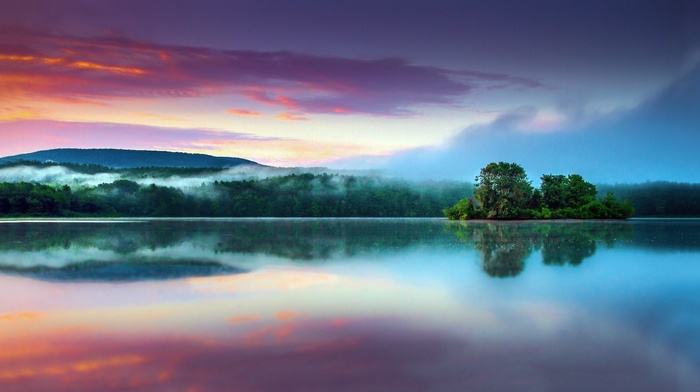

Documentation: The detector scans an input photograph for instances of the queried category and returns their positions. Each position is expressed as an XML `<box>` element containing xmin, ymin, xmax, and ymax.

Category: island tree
<box><xmin>473</xmin><ymin>162</ymin><xmax>533</xmax><ymax>219</ymax></box>
<box><xmin>444</xmin><ymin>162</ymin><xmax>634</xmax><ymax>220</ymax></box>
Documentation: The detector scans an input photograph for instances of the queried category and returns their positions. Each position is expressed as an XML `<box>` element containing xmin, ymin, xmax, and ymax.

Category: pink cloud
<box><xmin>0</xmin><ymin>29</ymin><xmax>541</xmax><ymax>116</ymax></box>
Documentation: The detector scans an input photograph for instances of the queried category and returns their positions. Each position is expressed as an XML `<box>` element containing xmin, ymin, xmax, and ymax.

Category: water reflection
<box><xmin>448</xmin><ymin>221</ymin><xmax>633</xmax><ymax>277</ymax></box>
<box><xmin>0</xmin><ymin>219</ymin><xmax>638</xmax><ymax>281</ymax></box>
<box><xmin>0</xmin><ymin>219</ymin><xmax>699</xmax><ymax>391</ymax></box>
<box><xmin>3</xmin><ymin>316</ymin><xmax>693</xmax><ymax>392</ymax></box>
<box><xmin>0</xmin><ymin>219</ymin><xmax>453</xmax><ymax>281</ymax></box>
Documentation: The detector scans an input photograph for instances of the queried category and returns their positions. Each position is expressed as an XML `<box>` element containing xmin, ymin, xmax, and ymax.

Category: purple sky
<box><xmin>1</xmin><ymin>0</ymin><xmax>698</xmax><ymax>181</ymax></box>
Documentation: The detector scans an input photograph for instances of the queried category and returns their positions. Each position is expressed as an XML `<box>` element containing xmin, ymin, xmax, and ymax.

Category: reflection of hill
<box><xmin>0</xmin><ymin>219</ymin><xmax>451</xmax><ymax>261</ymax></box>
<box><xmin>0</xmin><ymin>219</ymin><xmax>451</xmax><ymax>282</ymax></box>
<box><xmin>0</xmin><ymin>259</ymin><xmax>246</xmax><ymax>283</ymax></box>
<box><xmin>448</xmin><ymin>221</ymin><xmax>634</xmax><ymax>277</ymax></box>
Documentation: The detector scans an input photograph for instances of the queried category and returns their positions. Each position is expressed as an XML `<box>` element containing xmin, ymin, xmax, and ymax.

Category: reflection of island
<box><xmin>448</xmin><ymin>222</ymin><xmax>633</xmax><ymax>277</ymax></box>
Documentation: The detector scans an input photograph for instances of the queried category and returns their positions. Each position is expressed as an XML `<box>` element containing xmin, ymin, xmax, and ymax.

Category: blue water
<box><xmin>0</xmin><ymin>218</ymin><xmax>698</xmax><ymax>391</ymax></box>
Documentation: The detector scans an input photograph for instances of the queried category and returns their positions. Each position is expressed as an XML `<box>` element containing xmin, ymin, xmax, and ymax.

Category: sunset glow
<box><xmin>0</xmin><ymin>0</ymin><xmax>698</xmax><ymax>179</ymax></box>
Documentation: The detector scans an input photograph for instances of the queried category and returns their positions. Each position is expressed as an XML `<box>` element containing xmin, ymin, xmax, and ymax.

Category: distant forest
<box><xmin>0</xmin><ymin>162</ymin><xmax>698</xmax><ymax>217</ymax></box>
<box><xmin>0</xmin><ymin>167</ymin><xmax>468</xmax><ymax>218</ymax></box>
<box><xmin>598</xmin><ymin>182</ymin><xmax>700</xmax><ymax>217</ymax></box>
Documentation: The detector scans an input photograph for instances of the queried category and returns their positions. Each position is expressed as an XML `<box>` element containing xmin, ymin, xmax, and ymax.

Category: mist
<box><xmin>342</xmin><ymin>64</ymin><xmax>700</xmax><ymax>184</ymax></box>
<box><xmin>0</xmin><ymin>165</ymin><xmax>122</xmax><ymax>187</ymax></box>
<box><xmin>0</xmin><ymin>164</ymin><xmax>382</xmax><ymax>191</ymax></box>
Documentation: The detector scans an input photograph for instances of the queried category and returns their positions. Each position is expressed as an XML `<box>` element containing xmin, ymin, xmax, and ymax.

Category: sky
<box><xmin>0</xmin><ymin>0</ymin><xmax>698</xmax><ymax>182</ymax></box>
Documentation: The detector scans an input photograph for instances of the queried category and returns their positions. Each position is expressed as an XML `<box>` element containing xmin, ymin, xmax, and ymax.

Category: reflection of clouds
<box><xmin>188</xmin><ymin>270</ymin><xmax>338</xmax><ymax>293</ymax></box>
<box><xmin>0</xmin><ymin>242</ymin><xmax>292</xmax><ymax>270</ymax></box>
<box><xmin>0</xmin><ymin>249</ymin><xmax>120</xmax><ymax>268</ymax></box>
<box><xmin>0</xmin><ymin>311</ymin><xmax>43</xmax><ymax>322</ymax></box>
<box><xmin>0</xmin><ymin>355</ymin><xmax>147</xmax><ymax>381</ymax></box>
<box><xmin>0</xmin><ymin>316</ymin><xmax>696</xmax><ymax>392</ymax></box>
<box><xmin>276</xmin><ymin>311</ymin><xmax>299</xmax><ymax>321</ymax></box>
<box><xmin>227</xmin><ymin>315</ymin><xmax>261</xmax><ymax>325</ymax></box>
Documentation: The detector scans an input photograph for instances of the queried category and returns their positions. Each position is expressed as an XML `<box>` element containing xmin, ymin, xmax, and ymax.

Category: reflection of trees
<box><xmin>541</xmin><ymin>233</ymin><xmax>596</xmax><ymax>266</ymax></box>
<box><xmin>452</xmin><ymin>223</ymin><xmax>536</xmax><ymax>278</ymax></box>
<box><xmin>448</xmin><ymin>222</ymin><xmax>633</xmax><ymax>277</ymax></box>
<box><xmin>482</xmin><ymin>247</ymin><xmax>528</xmax><ymax>278</ymax></box>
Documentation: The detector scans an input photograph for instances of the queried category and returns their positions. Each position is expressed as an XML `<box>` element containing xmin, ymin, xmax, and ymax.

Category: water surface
<box><xmin>0</xmin><ymin>218</ymin><xmax>698</xmax><ymax>391</ymax></box>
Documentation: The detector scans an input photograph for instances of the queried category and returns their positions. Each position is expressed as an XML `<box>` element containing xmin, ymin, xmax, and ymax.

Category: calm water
<box><xmin>0</xmin><ymin>218</ymin><xmax>699</xmax><ymax>392</ymax></box>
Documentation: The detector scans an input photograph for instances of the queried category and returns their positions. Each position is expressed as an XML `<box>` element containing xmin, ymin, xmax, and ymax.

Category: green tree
<box><xmin>565</xmin><ymin>174</ymin><xmax>597</xmax><ymax>208</ymax></box>
<box><xmin>540</xmin><ymin>174</ymin><xmax>567</xmax><ymax>209</ymax></box>
<box><xmin>443</xmin><ymin>198</ymin><xmax>481</xmax><ymax>220</ymax></box>
<box><xmin>474</xmin><ymin>162</ymin><xmax>533</xmax><ymax>219</ymax></box>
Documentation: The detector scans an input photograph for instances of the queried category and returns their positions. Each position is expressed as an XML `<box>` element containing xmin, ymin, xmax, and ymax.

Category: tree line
<box><xmin>444</xmin><ymin>162</ymin><xmax>634</xmax><ymax>220</ymax></box>
<box><xmin>598</xmin><ymin>182</ymin><xmax>700</xmax><ymax>217</ymax></box>
<box><xmin>0</xmin><ymin>173</ymin><xmax>469</xmax><ymax>217</ymax></box>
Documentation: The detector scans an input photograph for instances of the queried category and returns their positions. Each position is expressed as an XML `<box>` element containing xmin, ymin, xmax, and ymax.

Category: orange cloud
<box><xmin>0</xmin><ymin>107</ymin><xmax>43</xmax><ymax>122</ymax></box>
<box><xmin>227</xmin><ymin>315</ymin><xmax>262</xmax><ymax>324</ymax></box>
<box><xmin>0</xmin><ymin>355</ymin><xmax>147</xmax><ymax>381</ymax></box>
<box><xmin>0</xmin><ymin>54</ymin><xmax>36</xmax><ymax>62</ymax></box>
<box><xmin>276</xmin><ymin>311</ymin><xmax>298</xmax><ymax>322</ymax></box>
<box><xmin>226</xmin><ymin>108</ymin><xmax>262</xmax><ymax>117</ymax></box>
<box><xmin>274</xmin><ymin>112</ymin><xmax>308</xmax><ymax>121</ymax></box>
<box><xmin>0</xmin><ymin>52</ymin><xmax>147</xmax><ymax>75</ymax></box>
<box><xmin>0</xmin><ymin>311</ymin><xmax>43</xmax><ymax>322</ymax></box>
<box><xmin>71</xmin><ymin>61</ymin><xmax>147</xmax><ymax>75</ymax></box>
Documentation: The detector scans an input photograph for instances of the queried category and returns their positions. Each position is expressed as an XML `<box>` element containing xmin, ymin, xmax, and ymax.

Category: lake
<box><xmin>0</xmin><ymin>218</ymin><xmax>699</xmax><ymax>391</ymax></box>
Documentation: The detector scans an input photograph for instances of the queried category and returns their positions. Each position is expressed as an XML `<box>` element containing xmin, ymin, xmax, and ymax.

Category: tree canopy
<box><xmin>474</xmin><ymin>162</ymin><xmax>533</xmax><ymax>219</ymax></box>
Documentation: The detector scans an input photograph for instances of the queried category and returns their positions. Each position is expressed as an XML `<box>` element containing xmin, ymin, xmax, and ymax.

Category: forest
<box><xmin>0</xmin><ymin>172</ymin><xmax>468</xmax><ymax>217</ymax></box>
<box><xmin>0</xmin><ymin>161</ymin><xmax>699</xmax><ymax>218</ymax></box>
<box><xmin>598</xmin><ymin>182</ymin><xmax>700</xmax><ymax>217</ymax></box>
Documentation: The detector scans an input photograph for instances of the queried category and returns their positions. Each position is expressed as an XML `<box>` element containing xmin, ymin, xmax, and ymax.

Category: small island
<box><xmin>444</xmin><ymin>162</ymin><xmax>634</xmax><ymax>220</ymax></box>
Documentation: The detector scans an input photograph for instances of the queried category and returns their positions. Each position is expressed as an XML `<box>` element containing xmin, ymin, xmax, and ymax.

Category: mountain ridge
<box><xmin>0</xmin><ymin>148</ymin><xmax>261</xmax><ymax>169</ymax></box>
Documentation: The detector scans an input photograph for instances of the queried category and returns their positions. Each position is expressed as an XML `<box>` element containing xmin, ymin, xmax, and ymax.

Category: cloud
<box><xmin>345</xmin><ymin>65</ymin><xmax>700</xmax><ymax>183</ymax></box>
<box><xmin>274</xmin><ymin>112</ymin><xmax>308</xmax><ymax>121</ymax></box>
<box><xmin>0</xmin><ymin>29</ymin><xmax>541</xmax><ymax>116</ymax></box>
<box><xmin>226</xmin><ymin>109</ymin><xmax>262</xmax><ymax>117</ymax></box>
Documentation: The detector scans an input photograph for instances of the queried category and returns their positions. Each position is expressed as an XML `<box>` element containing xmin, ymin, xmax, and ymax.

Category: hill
<box><xmin>0</xmin><ymin>148</ymin><xmax>260</xmax><ymax>169</ymax></box>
